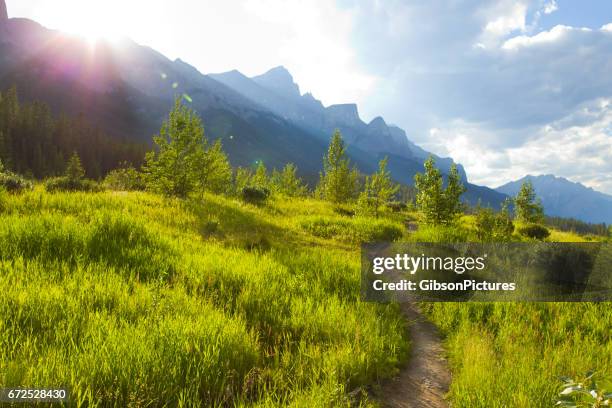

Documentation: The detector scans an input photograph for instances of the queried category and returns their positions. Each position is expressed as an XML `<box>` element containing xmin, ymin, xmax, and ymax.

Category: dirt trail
<box><xmin>376</xmin><ymin>303</ymin><xmax>451</xmax><ymax>408</ymax></box>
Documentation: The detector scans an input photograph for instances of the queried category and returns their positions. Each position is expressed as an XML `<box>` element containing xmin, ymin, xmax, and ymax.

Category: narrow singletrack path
<box><xmin>376</xmin><ymin>303</ymin><xmax>451</xmax><ymax>408</ymax></box>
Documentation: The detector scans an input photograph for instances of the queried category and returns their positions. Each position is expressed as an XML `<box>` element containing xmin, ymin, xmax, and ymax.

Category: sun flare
<box><xmin>47</xmin><ymin>2</ymin><xmax>126</xmax><ymax>44</ymax></box>
<box><xmin>65</xmin><ymin>19</ymin><xmax>122</xmax><ymax>44</ymax></box>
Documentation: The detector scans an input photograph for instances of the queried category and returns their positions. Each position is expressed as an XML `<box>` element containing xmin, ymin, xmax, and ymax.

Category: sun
<box><xmin>65</xmin><ymin>19</ymin><xmax>123</xmax><ymax>44</ymax></box>
<box><xmin>54</xmin><ymin>3</ymin><xmax>126</xmax><ymax>44</ymax></box>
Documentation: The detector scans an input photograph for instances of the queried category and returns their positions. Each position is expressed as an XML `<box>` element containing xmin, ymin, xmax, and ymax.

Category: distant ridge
<box><xmin>210</xmin><ymin>66</ymin><xmax>469</xmax><ymax>181</ymax></box>
<box><xmin>496</xmin><ymin>175</ymin><xmax>612</xmax><ymax>224</ymax></box>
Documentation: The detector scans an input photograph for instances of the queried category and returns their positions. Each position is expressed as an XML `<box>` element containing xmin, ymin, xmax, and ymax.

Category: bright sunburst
<box><xmin>47</xmin><ymin>2</ymin><xmax>126</xmax><ymax>44</ymax></box>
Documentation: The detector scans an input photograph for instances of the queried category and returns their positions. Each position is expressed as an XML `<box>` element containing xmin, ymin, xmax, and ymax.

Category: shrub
<box><xmin>45</xmin><ymin>152</ymin><xmax>101</xmax><ymax>192</ymax></box>
<box><xmin>355</xmin><ymin>192</ymin><xmax>377</xmax><ymax>217</ymax></box>
<box><xmin>44</xmin><ymin>177</ymin><xmax>101</xmax><ymax>192</ymax></box>
<box><xmin>386</xmin><ymin>202</ymin><xmax>408</xmax><ymax>213</ymax></box>
<box><xmin>518</xmin><ymin>223</ymin><xmax>550</xmax><ymax>240</ymax></box>
<box><xmin>0</xmin><ymin>171</ymin><xmax>33</xmax><ymax>193</ymax></box>
<box><xmin>475</xmin><ymin>204</ymin><xmax>514</xmax><ymax>242</ymax></box>
<box><xmin>333</xmin><ymin>205</ymin><xmax>355</xmax><ymax>217</ymax></box>
<box><xmin>269</xmin><ymin>163</ymin><xmax>308</xmax><ymax>197</ymax></box>
<box><xmin>241</xmin><ymin>186</ymin><xmax>270</xmax><ymax>204</ymax></box>
<box><xmin>103</xmin><ymin>165</ymin><xmax>145</xmax><ymax>191</ymax></box>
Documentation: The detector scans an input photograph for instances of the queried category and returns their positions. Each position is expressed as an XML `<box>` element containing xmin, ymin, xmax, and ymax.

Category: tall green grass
<box><xmin>0</xmin><ymin>189</ymin><xmax>408</xmax><ymax>406</ymax></box>
<box><xmin>422</xmin><ymin>302</ymin><xmax>612</xmax><ymax>407</ymax></box>
<box><xmin>4</xmin><ymin>188</ymin><xmax>608</xmax><ymax>407</ymax></box>
<box><xmin>417</xmin><ymin>223</ymin><xmax>612</xmax><ymax>407</ymax></box>
<box><xmin>299</xmin><ymin>215</ymin><xmax>405</xmax><ymax>243</ymax></box>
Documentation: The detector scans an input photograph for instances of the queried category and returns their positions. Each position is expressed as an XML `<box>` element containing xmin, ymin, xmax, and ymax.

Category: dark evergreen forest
<box><xmin>0</xmin><ymin>86</ymin><xmax>146</xmax><ymax>179</ymax></box>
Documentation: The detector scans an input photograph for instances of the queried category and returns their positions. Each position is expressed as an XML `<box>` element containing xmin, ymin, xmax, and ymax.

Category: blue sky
<box><xmin>6</xmin><ymin>0</ymin><xmax>612</xmax><ymax>194</ymax></box>
<box><xmin>534</xmin><ymin>0</ymin><xmax>612</xmax><ymax>30</ymax></box>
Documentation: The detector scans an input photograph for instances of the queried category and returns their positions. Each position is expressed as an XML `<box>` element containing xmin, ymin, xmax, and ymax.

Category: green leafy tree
<box><xmin>197</xmin><ymin>140</ymin><xmax>232</xmax><ymax>194</ymax></box>
<box><xmin>414</xmin><ymin>156</ymin><xmax>466</xmax><ymax>225</ymax></box>
<box><xmin>445</xmin><ymin>163</ymin><xmax>466</xmax><ymax>218</ymax></box>
<box><xmin>414</xmin><ymin>156</ymin><xmax>445</xmax><ymax>225</ymax></box>
<box><xmin>271</xmin><ymin>163</ymin><xmax>308</xmax><ymax>197</ymax></box>
<box><xmin>65</xmin><ymin>151</ymin><xmax>85</xmax><ymax>182</ymax></box>
<box><xmin>252</xmin><ymin>161</ymin><xmax>269</xmax><ymax>189</ymax></box>
<box><xmin>357</xmin><ymin>157</ymin><xmax>399</xmax><ymax>217</ymax></box>
<box><xmin>317</xmin><ymin>130</ymin><xmax>358</xmax><ymax>203</ymax></box>
<box><xmin>514</xmin><ymin>180</ymin><xmax>544</xmax><ymax>223</ymax></box>
<box><xmin>234</xmin><ymin>167</ymin><xmax>253</xmax><ymax>195</ymax></box>
<box><xmin>144</xmin><ymin>98</ymin><xmax>207</xmax><ymax>197</ymax></box>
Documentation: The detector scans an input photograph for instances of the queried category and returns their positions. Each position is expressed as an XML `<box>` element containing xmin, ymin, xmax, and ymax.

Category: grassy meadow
<box><xmin>418</xmin><ymin>214</ymin><xmax>612</xmax><ymax>408</ymax></box>
<box><xmin>0</xmin><ymin>187</ymin><xmax>408</xmax><ymax>407</ymax></box>
<box><xmin>422</xmin><ymin>302</ymin><xmax>612</xmax><ymax>407</ymax></box>
<box><xmin>0</xmin><ymin>186</ymin><xmax>610</xmax><ymax>407</ymax></box>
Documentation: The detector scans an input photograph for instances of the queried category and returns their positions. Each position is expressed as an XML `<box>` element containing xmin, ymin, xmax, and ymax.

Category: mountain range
<box><xmin>496</xmin><ymin>175</ymin><xmax>612</xmax><ymax>224</ymax></box>
<box><xmin>3</xmin><ymin>8</ymin><xmax>609</xmax><ymax>224</ymax></box>
<box><xmin>0</xmin><ymin>3</ymin><xmax>510</xmax><ymax>207</ymax></box>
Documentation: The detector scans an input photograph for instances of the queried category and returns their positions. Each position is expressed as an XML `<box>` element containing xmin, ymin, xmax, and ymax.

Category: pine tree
<box><xmin>65</xmin><ymin>151</ymin><xmax>85</xmax><ymax>182</ymax></box>
<box><xmin>414</xmin><ymin>156</ymin><xmax>465</xmax><ymax>225</ymax></box>
<box><xmin>0</xmin><ymin>86</ymin><xmax>147</xmax><ymax>180</ymax></box>
<box><xmin>318</xmin><ymin>130</ymin><xmax>358</xmax><ymax>203</ymax></box>
<box><xmin>144</xmin><ymin>98</ymin><xmax>206</xmax><ymax>197</ymax></box>
<box><xmin>514</xmin><ymin>180</ymin><xmax>544</xmax><ymax>223</ymax></box>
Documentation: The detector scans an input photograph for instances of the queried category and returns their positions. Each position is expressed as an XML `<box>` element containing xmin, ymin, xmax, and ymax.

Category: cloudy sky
<box><xmin>7</xmin><ymin>0</ymin><xmax>612</xmax><ymax>193</ymax></box>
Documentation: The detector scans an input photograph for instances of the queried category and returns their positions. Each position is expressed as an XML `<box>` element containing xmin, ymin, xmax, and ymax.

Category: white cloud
<box><xmin>480</xmin><ymin>2</ymin><xmax>528</xmax><ymax>47</ymax></box>
<box><xmin>543</xmin><ymin>0</ymin><xmax>558</xmax><ymax>15</ymax></box>
<box><xmin>422</xmin><ymin>100</ymin><xmax>612</xmax><ymax>193</ymax></box>
<box><xmin>501</xmin><ymin>24</ymin><xmax>577</xmax><ymax>50</ymax></box>
<box><xmin>340</xmin><ymin>1</ymin><xmax>612</xmax><ymax>192</ymax></box>
<box><xmin>243</xmin><ymin>0</ymin><xmax>378</xmax><ymax>104</ymax></box>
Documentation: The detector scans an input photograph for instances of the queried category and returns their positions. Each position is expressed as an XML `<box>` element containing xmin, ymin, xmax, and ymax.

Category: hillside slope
<box><xmin>0</xmin><ymin>188</ymin><xmax>408</xmax><ymax>406</ymax></box>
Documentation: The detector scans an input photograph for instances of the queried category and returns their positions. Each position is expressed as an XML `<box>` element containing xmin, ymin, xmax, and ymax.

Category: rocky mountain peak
<box><xmin>368</xmin><ymin>116</ymin><xmax>388</xmax><ymax>132</ymax></box>
<box><xmin>301</xmin><ymin>92</ymin><xmax>324</xmax><ymax>110</ymax></box>
<box><xmin>252</xmin><ymin>66</ymin><xmax>301</xmax><ymax>99</ymax></box>
<box><xmin>1</xmin><ymin>0</ymin><xmax>8</xmax><ymax>24</ymax></box>
<box><xmin>325</xmin><ymin>104</ymin><xmax>361</xmax><ymax>127</ymax></box>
